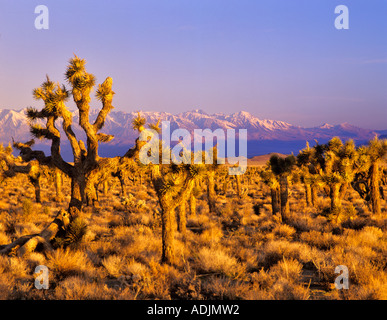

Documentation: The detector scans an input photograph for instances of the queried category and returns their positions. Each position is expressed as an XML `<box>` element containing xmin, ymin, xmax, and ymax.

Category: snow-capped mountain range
<box><xmin>0</xmin><ymin>108</ymin><xmax>385</xmax><ymax>157</ymax></box>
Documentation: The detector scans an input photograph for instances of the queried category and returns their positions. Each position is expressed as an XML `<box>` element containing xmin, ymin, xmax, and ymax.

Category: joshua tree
<box><xmin>132</xmin><ymin>116</ymin><xmax>205</xmax><ymax>264</ymax></box>
<box><xmin>315</xmin><ymin>138</ymin><xmax>358</xmax><ymax>213</ymax></box>
<box><xmin>260</xmin><ymin>167</ymin><xmax>281</xmax><ymax>216</ymax></box>
<box><xmin>189</xmin><ymin>182</ymin><xmax>201</xmax><ymax>217</ymax></box>
<box><xmin>0</xmin><ymin>56</ymin><xmax>140</xmax><ymax>256</ymax></box>
<box><xmin>269</xmin><ymin>154</ymin><xmax>296</xmax><ymax>221</ymax></box>
<box><xmin>352</xmin><ymin>137</ymin><xmax>387</xmax><ymax>215</ymax></box>
<box><xmin>205</xmin><ymin>147</ymin><xmax>222</xmax><ymax>213</ymax></box>
<box><xmin>15</xmin><ymin>56</ymin><xmax>117</xmax><ymax>211</ymax></box>
<box><xmin>296</xmin><ymin>141</ymin><xmax>326</xmax><ymax>208</ymax></box>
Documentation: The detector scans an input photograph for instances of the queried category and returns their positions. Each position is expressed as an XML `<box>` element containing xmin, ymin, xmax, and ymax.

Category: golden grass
<box><xmin>0</xmin><ymin>173</ymin><xmax>386</xmax><ymax>300</ymax></box>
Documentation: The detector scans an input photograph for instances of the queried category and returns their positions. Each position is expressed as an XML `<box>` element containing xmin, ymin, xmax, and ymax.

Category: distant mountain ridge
<box><xmin>0</xmin><ymin>108</ymin><xmax>384</xmax><ymax>157</ymax></box>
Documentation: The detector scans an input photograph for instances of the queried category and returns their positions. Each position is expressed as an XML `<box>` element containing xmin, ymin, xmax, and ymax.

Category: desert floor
<box><xmin>0</xmin><ymin>171</ymin><xmax>386</xmax><ymax>300</ymax></box>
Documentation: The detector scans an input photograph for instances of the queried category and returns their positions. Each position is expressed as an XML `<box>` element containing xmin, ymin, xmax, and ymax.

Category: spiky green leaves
<box><xmin>96</xmin><ymin>77</ymin><xmax>115</xmax><ymax>101</ymax></box>
<box><xmin>65</xmin><ymin>55</ymin><xmax>96</xmax><ymax>103</ymax></box>
<box><xmin>64</xmin><ymin>56</ymin><xmax>87</xmax><ymax>84</ymax></box>
<box><xmin>367</xmin><ymin>136</ymin><xmax>387</xmax><ymax>162</ymax></box>
<box><xmin>148</xmin><ymin>119</ymin><xmax>162</xmax><ymax>134</ymax></box>
<box><xmin>132</xmin><ymin>112</ymin><xmax>146</xmax><ymax>132</ymax></box>
<box><xmin>31</xmin><ymin>76</ymin><xmax>69</xmax><ymax>118</ymax></box>
<box><xmin>54</xmin><ymin>217</ymin><xmax>88</xmax><ymax>248</ymax></box>
<box><xmin>269</xmin><ymin>154</ymin><xmax>296</xmax><ymax>176</ymax></box>
<box><xmin>30</xmin><ymin>124</ymin><xmax>54</xmax><ymax>140</ymax></box>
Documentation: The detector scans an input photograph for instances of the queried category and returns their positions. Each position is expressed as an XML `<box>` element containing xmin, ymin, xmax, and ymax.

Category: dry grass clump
<box><xmin>46</xmin><ymin>247</ymin><xmax>94</xmax><ymax>280</ymax></box>
<box><xmin>268</xmin><ymin>278</ymin><xmax>310</xmax><ymax>300</ymax></box>
<box><xmin>54</xmin><ymin>276</ymin><xmax>137</xmax><ymax>299</ymax></box>
<box><xmin>269</xmin><ymin>258</ymin><xmax>303</xmax><ymax>282</ymax></box>
<box><xmin>102</xmin><ymin>255</ymin><xmax>126</xmax><ymax>278</ymax></box>
<box><xmin>200</xmin><ymin>223</ymin><xmax>223</xmax><ymax>245</ymax></box>
<box><xmin>194</xmin><ymin>246</ymin><xmax>244</xmax><ymax>278</ymax></box>
<box><xmin>201</xmin><ymin>276</ymin><xmax>250</xmax><ymax>300</ymax></box>
<box><xmin>300</xmin><ymin>230</ymin><xmax>338</xmax><ymax>250</ymax></box>
<box><xmin>257</xmin><ymin>239</ymin><xmax>315</xmax><ymax>268</ymax></box>
<box><xmin>247</xmin><ymin>258</ymin><xmax>309</xmax><ymax>300</ymax></box>
<box><xmin>272</xmin><ymin>224</ymin><xmax>296</xmax><ymax>240</ymax></box>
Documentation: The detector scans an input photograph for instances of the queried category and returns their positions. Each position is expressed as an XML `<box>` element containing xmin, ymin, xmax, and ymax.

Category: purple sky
<box><xmin>0</xmin><ymin>0</ymin><xmax>386</xmax><ymax>129</ymax></box>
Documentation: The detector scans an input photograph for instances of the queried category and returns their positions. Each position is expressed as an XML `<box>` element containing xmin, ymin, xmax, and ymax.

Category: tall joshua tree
<box><xmin>352</xmin><ymin>137</ymin><xmax>387</xmax><ymax>215</ymax></box>
<box><xmin>133</xmin><ymin>116</ymin><xmax>204</xmax><ymax>264</ymax></box>
<box><xmin>317</xmin><ymin>137</ymin><xmax>358</xmax><ymax>213</ymax></box>
<box><xmin>260</xmin><ymin>167</ymin><xmax>280</xmax><ymax>216</ymax></box>
<box><xmin>0</xmin><ymin>56</ymin><xmax>126</xmax><ymax>256</ymax></box>
<box><xmin>269</xmin><ymin>154</ymin><xmax>296</xmax><ymax>221</ymax></box>
<box><xmin>297</xmin><ymin>141</ymin><xmax>325</xmax><ymax>208</ymax></box>
<box><xmin>18</xmin><ymin>56</ymin><xmax>116</xmax><ymax>211</ymax></box>
<box><xmin>205</xmin><ymin>147</ymin><xmax>221</xmax><ymax>213</ymax></box>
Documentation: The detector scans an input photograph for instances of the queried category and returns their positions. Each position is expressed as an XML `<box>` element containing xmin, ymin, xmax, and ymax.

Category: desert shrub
<box><xmin>194</xmin><ymin>247</ymin><xmax>243</xmax><ymax>278</ymax></box>
<box><xmin>257</xmin><ymin>240</ymin><xmax>315</xmax><ymax>268</ymax></box>
<box><xmin>46</xmin><ymin>247</ymin><xmax>93</xmax><ymax>280</ymax></box>
<box><xmin>268</xmin><ymin>278</ymin><xmax>310</xmax><ymax>300</ymax></box>
<box><xmin>272</xmin><ymin>224</ymin><xmax>296</xmax><ymax>240</ymax></box>
<box><xmin>144</xmin><ymin>259</ymin><xmax>182</xmax><ymax>299</ymax></box>
<box><xmin>58</xmin><ymin>217</ymin><xmax>88</xmax><ymax>248</ymax></box>
<box><xmin>269</xmin><ymin>258</ymin><xmax>303</xmax><ymax>282</ymax></box>
<box><xmin>102</xmin><ymin>255</ymin><xmax>125</xmax><ymax>278</ymax></box>
<box><xmin>200</xmin><ymin>223</ymin><xmax>223</xmax><ymax>245</ymax></box>
<box><xmin>2</xmin><ymin>256</ymin><xmax>29</xmax><ymax>280</ymax></box>
<box><xmin>170</xmin><ymin>273</ymin><xmax>203</xmax><ymax>300</ymax></box>
<box><xmin>201</xmin><ymin>276</ymin><xmax>250</xmax><ymax>300</ymax></box>
<box><xmin>299</xmin><ymin>230</ymin><xmax>338</xmax><ymax>250</ymax></box>
<box><xmin>250</xmin><ymin>268</ymin><xmax>275</xmax><ymax>290</ymax></box>
<box><xmin>25</xmin><ymin>252</ymin><xmax>46</xmax><ymax>269</ymax></box>
<box><xmin>54</xmin><ymin>276</ymin><xmax>125</xmax><ymax>299</ymax></box>
<box><xmin>22</xmin><ymin>199</ymin><xmax>34</xmax><ymax>221</ymax></box>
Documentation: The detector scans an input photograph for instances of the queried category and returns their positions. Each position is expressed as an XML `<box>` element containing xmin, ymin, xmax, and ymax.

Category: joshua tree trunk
<box><xmin>54</xmin><ymin>169</ymin><xmax>63</xmax><ymax>201</ymax></box>
<box><xmin>339</xmin><ymin>182</ymin><xmax>348</xmax><ymax>200</ymax></box>
<box><xmin>151</xmin><ymin>165</ymin><xmax>195</xmax><ymax>264</ymax></box>
<box><xmin>330</xmin><ymin>183</ymin><xmax>341</xmax><ymax>212</ymax></box>
<box><xmin>103</xmin><ymin>180</ymin><xmax>108</xmax><ymax>196</ymax></box>
<box><xmin>370</xmin><ymin>163</ymin><xmax>381</xmax><ymax>215</ymax></box>
<box><xmin>189</xmin><ymin>193</ymin><xmax>196</xmax><ymax>217</ymax></box>
<box><xmin>177</xmin><ymin>199</ymin><xmax>187</xmax><ymax>235</ymax></box>
<box><xmin>304</xmin><ymin>183</ymin><xmax>312</xmax><ymax>207</ymax></box>
<box><xmin>207</xmin><ymin>171</ymin><xmax>217</xmax><ymax>213</ymax></box>
<box><xmin>69</xmin><ymin>177</ymin><xmax>84</xmax><ymax>211</ymax></box>
<box><xmin>279</xmin><ymin>175</ymin><xmax>290</xmax><ymax>220</ymax></box>
<box><xmin>30</xmin><ymin>177</ymin><xmax>41</xmax><ymax>203</ymax></box>
<box><xmin>119</xmin><ymin>176</ymin><xmax>126</xmax><ymax>197</ymax></box>
<box><xmin>161</xmin><ymin>206</ymin><xmax>176</xmax><ymax>264</ymax></box>
<box><xmin>311</xmin><ymin>186</ymin><xmax>318</xmax><ymax>207</ymax></box>
<box><xmin>271</xmin><ymin>188</ymin><xmax>280</xmax><ymax>216</ymax></box>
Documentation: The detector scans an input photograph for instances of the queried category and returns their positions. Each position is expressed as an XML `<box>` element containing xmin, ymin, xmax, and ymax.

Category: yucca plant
<box><xmin>130</xmin><ymin>116</ymin><xmax>206</xmax><ymax>264</ymax></box>
<box><xmin>54</xmin><ymin>217</ymin><xmax>88</xmax><ymax>248</ymax></box>
<box><xmin>269</xmin><ymin>154</ymin><xmax>296</xmax><ymax>221</ymax></box>
<box><xmin>352</xmin><ymin>137</ymin><xmax>387</xmax><ymax>215</ymax></box>
<box><xmin>260</xmin><ymin>167</ymin><xmax>281</xmax><ymax>216</ymax></box>
<box><xmin>1</xmin><ymin>56</ymin><xmax>142</xmax><ymax>256</ymax></box>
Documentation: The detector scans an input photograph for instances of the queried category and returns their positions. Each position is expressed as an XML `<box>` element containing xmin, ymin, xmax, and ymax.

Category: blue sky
<box><xmin>0</xmin><ymin>0</ymin><xmax>386</xmax><ymax>129</ymax></box>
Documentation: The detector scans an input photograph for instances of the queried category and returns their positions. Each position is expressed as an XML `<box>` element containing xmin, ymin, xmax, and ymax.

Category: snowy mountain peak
<box><xmin>319</xmin><ymin>123</ymin><xmax>334</xmax><ymax>129</ymax></box>
<box><xmin>0</xmin><ymin>108</ymin><xmax>383</xmax><ymax>150</ymax></box>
